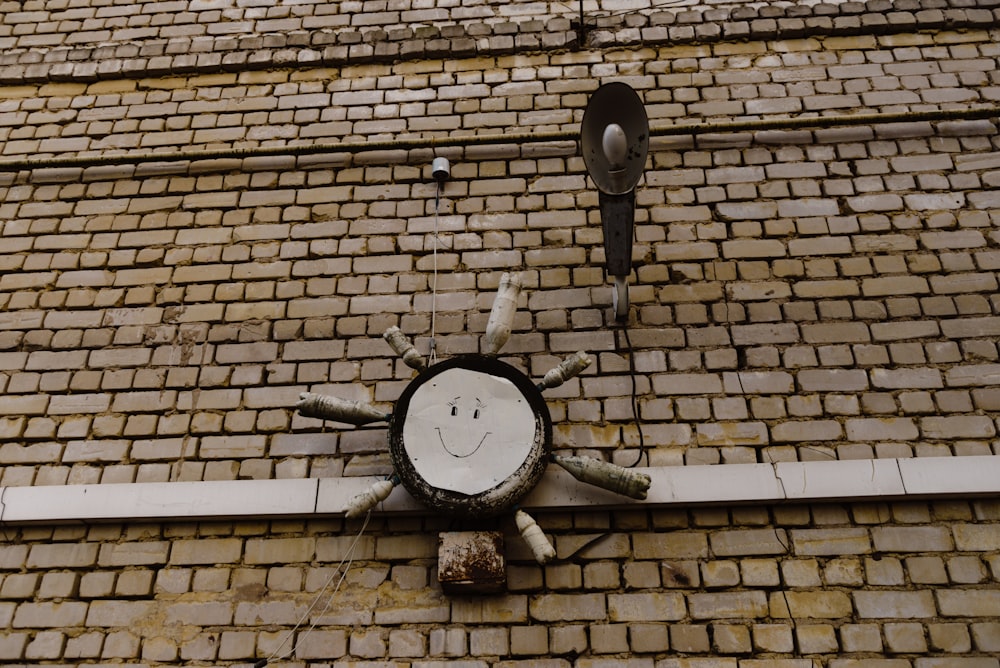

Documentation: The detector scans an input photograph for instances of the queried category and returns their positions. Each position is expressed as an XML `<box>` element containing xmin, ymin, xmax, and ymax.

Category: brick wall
<box><xmin>0</xmin><ymin>502</ymin><xmax>998</xmax><ymax>665</ymax></box>
<box><xmin>1</xmin><ymin>0</ymin><xmax>1000</xmax><ymax>664</ymax></box>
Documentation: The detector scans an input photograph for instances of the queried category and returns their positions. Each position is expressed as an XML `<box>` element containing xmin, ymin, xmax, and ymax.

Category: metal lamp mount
<box><xmin>581</xmin><ymin>82</ymin><xmax>649</xmax><ymax>320</ymax></box>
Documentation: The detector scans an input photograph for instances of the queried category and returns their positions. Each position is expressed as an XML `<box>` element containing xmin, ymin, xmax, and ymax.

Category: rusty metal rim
<box><xmin>387</xmin><ymin>354</ymin><xmax>552</xmax><ymax>519</ymax></box>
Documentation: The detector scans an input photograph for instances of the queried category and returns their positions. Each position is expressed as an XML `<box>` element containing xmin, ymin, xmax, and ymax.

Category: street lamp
<box><xmin>581</xmin><ymin>82</ymin><xmax>649</xmax><ymax>320</ymax></box>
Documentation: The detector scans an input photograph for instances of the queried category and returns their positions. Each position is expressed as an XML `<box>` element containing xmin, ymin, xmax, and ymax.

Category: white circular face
<box><xmin>401</xmin><ymin>367</ymin><xmax>536</xmax><ymax>495</ymax></box>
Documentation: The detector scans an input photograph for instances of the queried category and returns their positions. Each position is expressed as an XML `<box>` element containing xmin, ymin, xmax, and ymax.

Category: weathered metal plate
<box><xmin>438</xmin><ymin>530</ymin><xmax>506</xmax><ymax>594</ymax></box>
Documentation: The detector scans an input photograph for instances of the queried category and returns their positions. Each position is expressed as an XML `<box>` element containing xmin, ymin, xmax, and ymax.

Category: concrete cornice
<box><xmin>2</xmin><ymin>456</ymin><xmax>998</xmax><ymax>525</ymax></box>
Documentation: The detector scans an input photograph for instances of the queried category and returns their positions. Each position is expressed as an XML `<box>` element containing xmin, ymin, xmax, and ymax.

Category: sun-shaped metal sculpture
<box><xmin>295</xmin><ymin>272</ymin><xmax>651</xmax><ymax>564</ymax></box>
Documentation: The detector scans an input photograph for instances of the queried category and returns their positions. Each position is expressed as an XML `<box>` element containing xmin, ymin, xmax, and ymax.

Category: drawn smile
<box><xmin>437</xmin><ymin>428</ymin><xmax>492</xmax><ymax>458</ymax></box>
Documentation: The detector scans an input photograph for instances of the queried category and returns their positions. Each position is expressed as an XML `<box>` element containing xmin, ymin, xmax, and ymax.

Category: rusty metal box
<box><xmin>437</xmin><ymin>531</ymin><xmax>506</xmax><ymax>594</ymax></box>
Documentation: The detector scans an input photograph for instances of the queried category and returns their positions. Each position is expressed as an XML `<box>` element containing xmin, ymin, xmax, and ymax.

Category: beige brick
<box><xmin>740</xmin><ymin>559</ymin><xmax>779</xmax><ymax>587</ymax></box>
<box><xmin>47</xmin><ymin>393</ymin><xmax>111</xmax><ymax>415</ymax></box>
<box><xmin>548</xmin><ymin>625</ymin><xmax>587</xmax><ymax>655</ymax></box>
<box><xmin>884</xmin><ymin>622</ymin><xmax>928</xmax><ymax>653</ymax></box>
<box><xmin>688</xmin><ymin>591</ymin><xmax>768</xmax><ymax>619</ymax></box>
<box><xmin>710</xmin><ymin>529</ymin><xmax>788</xmax><ymax>557</ymax></box>
<box><xmin>954</xmin><ymin>525</ymin><xmax>1000</xmax><ymax>551</ymax></box>
<box><xmin>85</xmin><ymin>600</ymin><xmax>154</xmax><ymax>627</ymax></box>
<box><xmin>660</xmin><ymin>624</ymin><xmax>711</xmax><ymax>652</ymax></box>
<box><xmin>652</xmin><ymin>373</ymin><xmax>723</xmax><ymax>395</ymax></box>
<box><xmin>712</xmin><ymin>623</ymin><xmax>751</xmax><ymax>653</ymax></box>
<box><xmin>839</xmin><ymin>623</ymin><xmax>883</xmax><ymax>652</ymax></box>
<box><xmin>937</xmin><ymin>590</ymin><xmax>1000</xmax><ymax>617</ymax></box>
<box><xmin>845</xmin><ymin>417</ymin><xmax>919</xmax><ymax>441</ymax></box>
<box><xmin>701</xmin><ymin>560</ymin><xmax>740</xmax><ymax>588</ymax></box>
<box><xmin>375</xmin><ymin>535</ymin><xmax>436</xmax><ymax>560</ymax></box>
<box><xmin>116</xmin><ymin>570</ymin><xmax>154</xmax><ymax>597</ymax></box>
<box><xmin>771</xmin><ymin>591</ymin><xmax>853</xmax><ymax>619</ymax></box>
<box><xmin>660</xmin><ymin>561</ymin><xmax>700</xmax><ymax>589</ymax></box>
<box><xmin>791</xmin><ymin>528</ymin><xmax>871</xmax><ymax>556</ymax></box>
<box><xmin>27</xmin><ymin>543</ymin><xmax>98</xmax><ymax>569</ymax></box>
<box><xmin>510</xmin><ymin>625</ymin><xmax>547</xmax><ymax>655</ymax></box>
<box><xmin>0</xmin><ymin>442</ymin><xmax>63</xmax><ymax>464</ymax></box>
<box><xmin>316</xmin><ymin>535</ymin><xmax>376</xmax><ymax>562</ymax></box>
<box><xmin>0</xmin><ymin>632</ymin><xmax>29</xmax><ymax>660</ymax></box>
<box><xmin>871</xmin><ymin>526</ymin><xmax>954</xmax><ymax>553</ymax></box>
<box><xmin>771</xmin><ymin>420</ymin><xmax>842</xmax><ymax>442</ymax></box>
<box><xmin>38</xmin><ymin>572</ymin><xmax>77</xmax><ymax>599</ymax></box>
<box><xmin>606</xmin><ymin>592</ymin><xmax>685</xmax><ymax>622</ymax></box>
<box><xmin>111</xmin><ymin>391</ymin><xmax>177</xmax><ymax>413</ymax></box>
<box><xmin>374</xmin><ymin>600</ymin><xmax>449</xmax><ymax>625</ymax></box>
<box><xmin>920</xmin><ymin>415</ymin><xmax>996</xmax><ymax>439</ymax></box>
<box><xmin>244</xmin><ymin>537</ymin><xmax>315</xmax><ymax>564</ymax></box>
<box><xmin>589</xmin><ymin>623</ymin><xmax>628</xmax><ymax>654</ymax></box>
<box><xmin>912</xmin><ymin>659</ymin><xmax>998</xmax><ymax>668</ymax></box>
<box><xmin>798</xmin><ymin>369</ymin><xmax>869</xmax><ymax>392</ymax></box>
<box><xmin>531</xmin><ymin>593</ymin><xmax>607</xmax><ymax>621</ymax></box>
<box><xmin>633</xmin><ymin>532</ymin><xmax>708</xmax><ymax>559</ymax></box>
<box><xmin>13</xmin><ymin>602</ymin><xmax>88</xmax><ymax>628</ymax></box>
<box><xmin>422</xmin><ymin>627</ymin><xmax>464</xmax><ymax>657</ymax></box>
<box><xmin>389</xmin><ymin>629</ymin><xmax>426</xmax><ymax>657</ymax></box>
<box><xmin>452</xmin><ymin>595</ymin><xmax>528</xmax><ymax>624</ymax></box>
<box><xmin>199</xmin><ymin>435</ymin><xmax>266</xmax><ymax>458</ymax></box>
<box><xmin>906</xmin><ymin>556</ymin><xmax>948</xmax><ymax>584</ymax></box>
<box><xmin>753</xmin><ymin>623</ymin><xmax>794</xmax><ymax>652</ymax></box>
<box><xmin>971</xmin><ymin>622</ymin><xmax>1000</xmax><ymax>652</ymax></box>
<box><xmin>295</xmin><ymin>629</ymin><xmax>348</xmax><ymax>659</ymax></box>
<box><xmin>0</xmin><ymin>574</ymin><xmax>39</xmax><ymax>599</ymax></box>
<box><xmin>165</xmin><ymin>601</ymin><xmax>234</xmax><ymax>626</ymax></box>
<box><xmin>170</xmin><ymin>538</ymin><xmax>242</xmax><ymax>565</ymax></box>
<box><xmin>696</xmin><ymin>422</ymin><xmax>768</xmax><ymax>446</ymax></box>
<box><xmin>853</xmin><ymin>590</ymin><xmax>936</xmax><ymax>618</ymax></box>
<box><xmin>867</xmin><ymin>556</ymin><xmax>905</xmax><ymax>585</ymax></box>
<box><xmin>0</xmin><ymin>546</ymin><xmax>28</xmax><ymax>570</ymax></box>
<box><xmin>928</xmin><ymin>622</ymin><xmax>972</xmax><ymax>653</ymax></box>
<box><xmin>214</xmin><ymin>342</ymin><xmax>279</xmax><ymax>364</ymax></box>
<box><xmin>24</xmin><ymin>631</ymin><xmax>66</xmax><ymax>659</ymax></box>
<box><xmin>79</xmin><ymin>572</ymin><xmax>116</xmax><ymax>599</ymax></box>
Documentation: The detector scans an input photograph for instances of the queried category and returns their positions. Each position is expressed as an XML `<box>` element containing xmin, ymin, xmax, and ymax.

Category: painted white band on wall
<box><xmin>1</xmin><ymin>456</ymin><xmax>997</xmax><ymax>525</ymax></box>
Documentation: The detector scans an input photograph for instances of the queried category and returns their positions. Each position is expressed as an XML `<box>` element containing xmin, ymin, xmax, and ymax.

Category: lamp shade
<box><xmin>581</xmin><ymin>82</ymin><xmax>649</xmax><ymax>196</ymax></box>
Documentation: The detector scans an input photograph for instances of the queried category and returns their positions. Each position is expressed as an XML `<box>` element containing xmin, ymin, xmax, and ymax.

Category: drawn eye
<box><xmin>450</xmin><ymin>406</ymin><xmax>458</xmax><ymax>416</ymax></box>
<box><xmin>473</xmin><ymin>409</ymin><xmax>480</xmax><ymax>419</ymax></box>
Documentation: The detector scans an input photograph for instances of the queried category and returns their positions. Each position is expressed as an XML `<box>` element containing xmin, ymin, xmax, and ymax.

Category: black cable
<box><xmin>616</xmin><ymin>324</ymin><xmax>646</xmax><ymax>468</ymax></box>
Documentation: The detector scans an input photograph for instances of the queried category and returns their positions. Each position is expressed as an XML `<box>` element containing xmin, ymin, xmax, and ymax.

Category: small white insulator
<box><xmin>344</xmin><ymin>479</ymin><xmax>395</xmax><ymax>518</ymax></box>
<box><xmin>515</xmin><ymin>509</ymin><xmax>556</xmax><ymax>564</ymax></box>
<box><xmin>537</xmin><ymin>351</ymin><xmax>592</xmax><ymax>390</ymax></box>
<box><xmin>484</xmin><ymin>272</ymin><xmax>522</xmax><ymax>355</ymax></box>
<box><xmin>296</xmin><ymin>392</ymin><xmax>389</xmax><ymax>426</ymax></box>
<box><xmin>383</xmin><ymin>326</ymin><xmax>425</xmax><ymax>371</ymax></box>
<box><xmin>553</xmin><ymin>454</ymin><xmax>651</xmax><ymax>500</ymax></box>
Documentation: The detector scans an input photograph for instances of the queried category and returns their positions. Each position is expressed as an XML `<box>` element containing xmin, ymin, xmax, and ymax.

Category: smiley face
<box><xmin>400</xmin><ymin>366</ymin><xmax>537</xmax><ymax>496</ymax></box>
<box><xmin>438</xmin><ymin>395</ymin><xmax>491</xmax><ymax>458</ymax></box>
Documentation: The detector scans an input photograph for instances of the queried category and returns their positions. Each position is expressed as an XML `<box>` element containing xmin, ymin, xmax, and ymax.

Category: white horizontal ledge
<box><xmin>1</xmin><ymin>456</ymin><xmax>998</xmax><ymax>525</ymax></box>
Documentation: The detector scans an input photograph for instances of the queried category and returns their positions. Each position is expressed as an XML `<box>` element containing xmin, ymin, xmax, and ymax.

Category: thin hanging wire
<box><xmin>255</xmin><ymin>510</ymin><xmax>373</xmax><ymax>667</ymax></box>
<box><xmin>429</xmin><ymin>181</ymin><xmax>442</xmax><ymax>364</ymax></box>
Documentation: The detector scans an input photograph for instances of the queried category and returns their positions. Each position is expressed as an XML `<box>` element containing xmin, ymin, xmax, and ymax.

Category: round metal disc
<box><xmin>389</xmin><ymin>355</ymin><xmax>552</xmax><ymax>518</ymax></box>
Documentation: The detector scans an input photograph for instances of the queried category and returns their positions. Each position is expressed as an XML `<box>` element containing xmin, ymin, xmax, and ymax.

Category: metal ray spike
<box><xmin>537</xmin><ymin>351</ymin><xmax>592</xmax><ymax>390</ymax></box>
<box><xmin>296</xmin><ymin>392</ymin><xmax>389</xmax><ymax>426</ymax></box>
<box><xmin>553</xmin><ymin>454</ymin><xmax>651</xmax><ymax>500</ymax></box>
<box><xmin>384</xmin><ymin>326</ymin><xmax>426</xmax><ymax>371</ymax></box>
<box><xmin>484</xmin><ymin>272</ymin><xmax>522</xmax><ymax>355</ymax></box>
